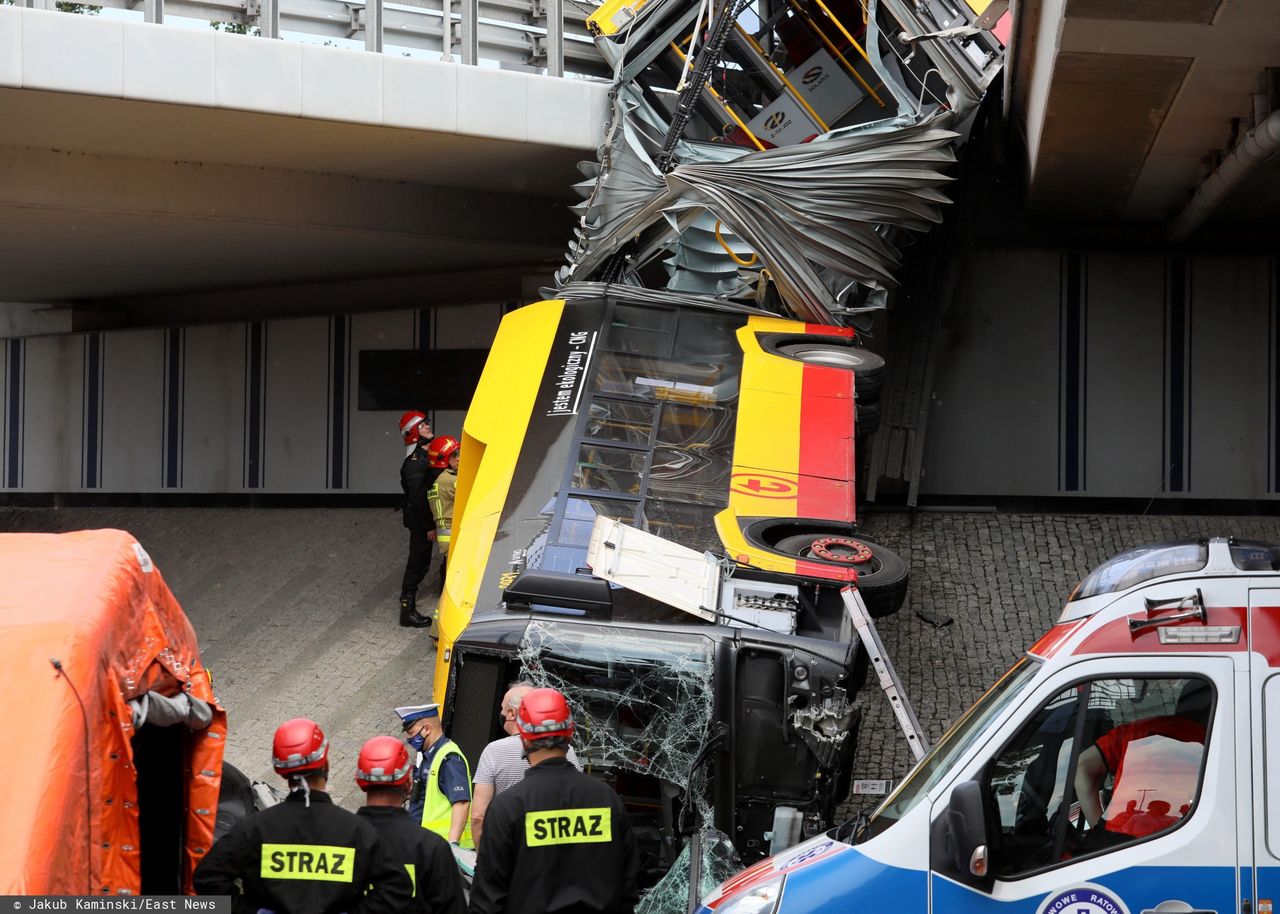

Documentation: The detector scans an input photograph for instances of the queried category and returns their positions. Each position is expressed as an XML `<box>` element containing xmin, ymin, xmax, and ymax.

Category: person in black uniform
<box><xmin>194</xmin><ymin>717</ymin><xmax>412</xmax><ymax>914</ymax></box>
<box><xmin>399</xmin><ymin>410</ymin><xmax>439</xmax><ymax>628</ymax></box>
<box><xmin>469</xmin><ymin>688</ymin><xmax>640</xmax><ymax>914</ymax></box>
<box><xmin>355</xmin><ymin>735</ymin><xmax>468</xmax><ymax>914</ymax></box>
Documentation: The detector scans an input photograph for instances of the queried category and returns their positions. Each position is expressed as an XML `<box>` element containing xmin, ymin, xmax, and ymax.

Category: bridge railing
<box><xmin>11</xmin><ymin>0</ymin><xmax>606</xmax><ymax>77</ymax></box>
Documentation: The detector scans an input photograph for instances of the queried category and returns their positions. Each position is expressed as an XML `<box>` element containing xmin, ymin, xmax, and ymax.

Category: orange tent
<box><xmin>0</xmin><ymin>529</ymin><xmax>226</xmax><ymax>895</ymax></box>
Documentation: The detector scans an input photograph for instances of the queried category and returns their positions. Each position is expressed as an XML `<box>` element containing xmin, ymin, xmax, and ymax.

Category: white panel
<box><xmin>1189</xmin><ymin>256</ymin><xmax>1271</xmax><ymax>498</ymax></box>
<box><xmin>922</xmin><ymin>249</ymin><xmax>1062</xmax><ymax>496</ymax></box>
<box><xmin>101</xmin><ymin>329</ymin><xmax>164</xmax><ymax>491</ymax></box>
<box><xmin>183</xmin><ymin>324</ymin><xmax>246</xmax><ymax>493</ymax></box>
<box><xmin>122</xmin><ymin>21</ymin><xmax>215</xmax><ymax>106</ymax></box>
<box><xmin>457</xmin><ymin>66</ymin><xmax>529</xmax><ymax>141</ymax></box>
<box><xmin>301</xmin><ymin>44</ymin><xmax>382</xmax><ymax>125</ymax></box>
<box><xmin>0</xmin><ymin>6</ymin><xmax>21</xmax><ymax>89</ymax></box>
<box><xmin>433</xmin><ymin>302</ymin><xmax>504</xmax><ymax>348</ymax></box>
<box><xmin>348</xmin><ymin>310</ymin><xmax>415</xmax><ymax>493</ymax></box>
<box><xmin>214</xmin><ymin>31</ymin><xmax>302</xmax><ymax>116</ymax></box>
<box><xmin>0</xmin><ymin>341</ymin><xmax>9</xmax><ymax>488</ymax></box>
<box><xmin>263</xmin><ymin>316</ymin><xmax>328</xmax><ymax>491</ymax></box>
<box><xmin>1084</xmin><ymin>255</ymin><xmax>1165</xmax><ymax>496</ymax></box>
<box><xmin>21</xmin><ymin>335</ymin><xmax>83</xmax><ymax>492</ymax></box>
<box><xmin>382</xmin><ymin>56</ymin><xmax>457</xmax><ymax>131</ymax></box>
<box><xmin>526</xmin><ymin>76</ymin><xmax>600</xmax><ymax>148</ymax></box>
<box><xmin>22</xmin><ymin>7</ymin><xmax>123</xmax><ymax>97</ymax></box>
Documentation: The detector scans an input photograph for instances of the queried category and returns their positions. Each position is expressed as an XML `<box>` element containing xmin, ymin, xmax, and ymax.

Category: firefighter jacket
<box><xmin>427</xmin><ymin>468</ymin><xmax>457</xmax><ymax>551</ymax></box>
<box><xmin>468</xmin><ymin>756</ymin><xmax>640</xmax><ymax>914</ymax></box>
<box><xmin>401</xmin><ymin>445</ymin><xmax>441</xmax><ymax>532</ymax></box>
<box><xmin>357</xmin><ymin>805</ymin><xmax>468</xmax><ymax>914</ymax></box>
<box><xmin>193</xmin><ymin>790</ymin><xmax>413</xmax><ymax>914</ymax></box>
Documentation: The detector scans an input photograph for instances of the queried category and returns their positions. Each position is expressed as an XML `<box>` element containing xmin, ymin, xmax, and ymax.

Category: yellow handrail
<box><xmin>784</xmin><ymin>0</ymin><xmax>884</xmax><ymax>107</ymax></box>
<box><xmin>734</xmin><ymin>24</ymin><xmax>830</xmax><ymax>133</ymax></box>
<box><xmin>668</xmin><ymin>41</ymin><xmax>767</xmax><ymax>151</ymax></box>
<box><xmin>715</xmin><ymin>220</ymin><xmax>758</xmax><ymax>266</ymax></box>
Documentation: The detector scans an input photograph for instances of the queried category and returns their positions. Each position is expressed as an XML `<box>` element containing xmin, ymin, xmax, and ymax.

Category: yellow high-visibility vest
<box><xmin>420</xmin><ymin>740</ymin><xmax>473</xmax><ymax>849</ymax></box>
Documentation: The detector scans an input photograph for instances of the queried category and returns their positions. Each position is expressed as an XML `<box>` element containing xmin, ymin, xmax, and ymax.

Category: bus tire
<box><xmin>776</xmin><ymin>341</ymin><xmax>884</xmax><ymax>378</ymax></box>
<box><xmin>215</xmin><ymin>761</ymin><xmax>255</xmax><ymax>842</ymax></box>
<box><xmin>775</xmin><ymin>535</ymin><xmax>908</xmax><ymax>618</ymax></box>
<box><xmin>856</xmin><ymin>401</ymin><xmax>881</xmax><ymax>437</ymax></box>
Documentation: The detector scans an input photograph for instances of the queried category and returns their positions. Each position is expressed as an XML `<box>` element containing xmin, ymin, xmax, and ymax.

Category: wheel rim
<box><xmin>781</xmin><ymin>344</ymin><xmax>866</xmax><ymax>370</ymax></box>
<box><xmin>807</xmin><ymin>536</ymin><xmax>874</xmax><ymax>565</ymax></box>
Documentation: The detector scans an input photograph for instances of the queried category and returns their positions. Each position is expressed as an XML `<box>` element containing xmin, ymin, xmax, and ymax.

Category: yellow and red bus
<box><xmin>435</xmin><ymin>289</ymin><xmax>905</xmax><ymax>882</ymax></box>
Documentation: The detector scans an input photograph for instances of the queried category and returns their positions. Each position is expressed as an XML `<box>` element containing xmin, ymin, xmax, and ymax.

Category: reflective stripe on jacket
<box><xmin>421</xmin><ymin>741</ymin><xmax>474</xmax><ymax>849</ymax></box>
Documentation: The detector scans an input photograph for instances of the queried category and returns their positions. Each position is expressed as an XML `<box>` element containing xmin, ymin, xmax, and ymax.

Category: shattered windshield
<box><xmin>518</xmin><ymin>621</ymin><xmax>736</xmax><ymax>913</ymax></box>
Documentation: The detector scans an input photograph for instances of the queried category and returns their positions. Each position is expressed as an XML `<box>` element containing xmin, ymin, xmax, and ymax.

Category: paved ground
<box><xmin>4</xmin><ymin>505</ymin><xmax>1278</xmax><ymax>811</ymax></box>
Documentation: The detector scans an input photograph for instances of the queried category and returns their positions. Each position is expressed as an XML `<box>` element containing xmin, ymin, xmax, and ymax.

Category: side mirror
<box><xmin>946</xmin><ymin>781</ymin><xmax>990</xmax><ymax>881</ymax></box>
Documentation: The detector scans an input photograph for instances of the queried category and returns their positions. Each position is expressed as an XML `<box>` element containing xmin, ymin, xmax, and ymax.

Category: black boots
<box><xmin>399</xmin><ymin>593</ymin><xmax>431</xmax><ymax>628</ymax></box>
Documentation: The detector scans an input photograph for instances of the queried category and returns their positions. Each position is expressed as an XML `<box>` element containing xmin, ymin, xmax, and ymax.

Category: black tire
<box><xmin>775</xmin><ymin>534</ymin><xmax>908</xmax><ymax>617</ymax></box>
<box><xmin>856</xmin><ymin>400</ymin><xmax>881</xmax><ymax>437</ymax></box>
<box><xmin>215</xmin><ymin>761</ymin><xmax>256</xmax><ymax>842</ymax></box>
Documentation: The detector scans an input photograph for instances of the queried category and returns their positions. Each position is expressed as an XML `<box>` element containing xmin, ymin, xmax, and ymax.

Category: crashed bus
<box><xmin>0</xmin><ymin>530</ymin><xmax>226</xmax><ymax>895</ymax></box>
<box><xmin>434</xmin><ymin>287</ymin><xmax>907</xmax><ymax>899</ymax></box>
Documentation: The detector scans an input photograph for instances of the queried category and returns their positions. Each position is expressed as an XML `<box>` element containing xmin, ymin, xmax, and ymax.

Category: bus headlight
<box><xmin>717</xmin><ymin>876</ymin><xmax>785</xmax><ymax>914</ymax></box>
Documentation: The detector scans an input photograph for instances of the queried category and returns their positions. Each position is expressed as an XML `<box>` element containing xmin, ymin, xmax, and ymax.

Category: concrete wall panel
<box><xmin>922</xmin><ymin>250</ymin><xmax>1062</xmax><ymax>496</ymax></box>
<box><xmin>21</xmin><ymin>334</ymin><xmax>84</xmax><ymax>492</ymax></box>
<box><xmin>1188</xmin><ymin>256</ymin><xmax>1271</xmax><ymax>498</ymax></box>
<box><xmin>1083</xmin><ymin>254</ymin><xmax>1165</xmax><ymax>496</ymax></box>
<box><xmin>263</xmin><ymin>316</ymin><xmax>329</xmax><ymax>491</ymax></box>
<box><xmin>101</xmin><ymin>329</ymin><xmax>164</xmax><ymax>492</ymax></box>
<box><xmin>183</xmin><ymin>324</ymin><xmax>247</xmax><ymax>493</ymax></box>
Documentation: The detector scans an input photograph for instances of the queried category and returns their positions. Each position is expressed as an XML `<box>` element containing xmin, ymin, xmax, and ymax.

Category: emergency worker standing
<box><xmin>399</xmin><ymin>410</ymin><xmax>440</xmax><ymax>628</ymax></box>
<box><xmin>355</xmin><ymin>735</ymin><xmax>468</xmax><ymax>914</ymax></box>
<box><xmin>397</xmin><ymin>703</ymin><xmax>474</xmax><ymax>848</ymax></box>
<box><xmin>194</xmin><ymin>718</ymin><xmax>411</xmax><ymax>914</ymax></box>
<box><xmin>426</xmin><ymin>435</ymin><xmax>460</xmax><ymax>605</ymax></box>
<box><xmin>469</xmin><ymin>689</ymin><xmax>639</xmax><ymax>914</ymax></box>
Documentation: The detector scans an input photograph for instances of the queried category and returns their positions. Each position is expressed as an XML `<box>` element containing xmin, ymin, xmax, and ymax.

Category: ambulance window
<box><xmin>987</xmin><ymin>676</ymin><xmax>1211</xmax><ymax>879</ymax></box>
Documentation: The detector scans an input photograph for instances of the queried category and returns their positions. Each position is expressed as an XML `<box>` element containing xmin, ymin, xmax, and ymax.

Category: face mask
<box><xmin>408</xmin><ymin>733</ymin><xmax>427</xmax><ymax>751</ymax></box>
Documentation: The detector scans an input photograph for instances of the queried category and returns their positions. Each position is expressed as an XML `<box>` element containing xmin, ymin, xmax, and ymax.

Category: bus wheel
<box><xmin>775</xmin><ymin>534</ymin><xmax>908</xmax><ymax>618</ymax></box>
<box><xmin>855</xmin><ymin>400</ymin><xmax>881</xmax><ymax>437</ymax></box>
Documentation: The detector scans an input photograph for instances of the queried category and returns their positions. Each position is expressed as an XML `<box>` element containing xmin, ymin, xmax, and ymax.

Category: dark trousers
<box><xmin>401</xmin><ymin>528</ymin><xmax>434</xmax><ymax>597</ymax></box>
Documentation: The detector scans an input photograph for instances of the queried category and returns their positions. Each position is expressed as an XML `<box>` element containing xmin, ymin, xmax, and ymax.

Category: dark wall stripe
<box><xmin>1272</xmin><ymin>256</ymin><xmax>1279</xmax><ymax>493</ymax></box>
<box><xmin>328</xmin><ymin>315</ymin><xmax>351</xmax><ymax>489</ymax></box>
<box><xmin>1059</xmin><ymin>253</ymin><xmax>1087</xmax><ymax>492</ymax></box>
<box><xmin>244</xmin><ymin>321</ymin><xmax>266</xmax><ymax>489</ymax></box>
<box><xmin>5</xmin><ymin>339</ymin><xmax>23</xmax><ymax>489</ymax></box>
<box><xmin>83</xmin><ymin>333</ymin><xmax>103</xmax><ymax>489</ymax></box>
<box><xmin>1165</xmin><ymin>257</ymin><xmax>1191</xmax><ymax>493</ymax></box>
<box><xmin>418</xmin><ymin>307</ymin><xmax>431</xmax><ymax>353</ymax></box>
<box><xmin>163</xmin><ymin>328</ymin><xmax>185</xmax><ymax>488</ymax></box>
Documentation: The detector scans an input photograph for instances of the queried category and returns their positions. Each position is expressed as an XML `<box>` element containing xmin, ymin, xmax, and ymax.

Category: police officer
<box><xmin>194</xmin><ymin>717</ymin><xmax>412</xmax><ymax>914</ymax></box>
<box><xmin>397</xmin><ymin>703</ymin><xmax>474</xmax><ymax>848</ymax></box>
<box><xmin>354</xmin><ymin>735</ymin><xmax>468</xmax><ymax>914</ymax></box>
<box><xmin>399</xmin><ymin>410</ymin><xmax>439</xmax><ymax>628</ymax></box>
<box><xmin>469</xmin><ymin>689</ymin><xmax>640</xmax><ymax>914</ymax></box>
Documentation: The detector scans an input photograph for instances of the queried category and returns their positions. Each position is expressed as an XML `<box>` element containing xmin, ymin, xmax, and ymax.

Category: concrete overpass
<box><xmin>0</xmin><ymin>3</ymin><xmax>608</xmax><ymax>327</ymax></box>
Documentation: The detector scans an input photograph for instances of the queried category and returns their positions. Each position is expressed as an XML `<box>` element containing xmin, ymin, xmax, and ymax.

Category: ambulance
<box><xmin>697</xmin><ymin>536</ymin><xmax>1280</xmax><ymax>914</ymax></box>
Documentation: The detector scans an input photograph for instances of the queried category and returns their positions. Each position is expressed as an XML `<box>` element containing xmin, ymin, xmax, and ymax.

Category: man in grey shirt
<box><xmin>471</xmin><ymin>682</ymin><xmax>580</xmax><ymax>846</ymax></box>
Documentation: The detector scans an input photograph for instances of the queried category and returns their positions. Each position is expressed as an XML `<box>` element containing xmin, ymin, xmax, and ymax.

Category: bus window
<box><xmin>671</xmin><ymin>310</ymin><xmax>743</xmax><ymax>362</ymax></box>
<box><xmin>593</xmin><ymin>351</ymin><xmax>738</xmax><ymax>402</ymax></box>
<box><xmin>556</xmin><ymin>495</ymin><xmax>640</xmax><ymax>548</ymax></box>
<box><xmin>573</xmin><ymin>444</ymin><xmax>647</xmax><ymax>495</ymax></box>
<box><xmin>606</xmin><ymin>304</ymin><xmax>677</xmax><ymax>355</ymax></box>
<box><xmin>641</xmin><ymin>499</ymin><xmax>723</xmax><ymax>555</ymax></box>
<box><xmin>586</xmin><ymin>400</ymin><xmax>656</xmax><ymax>446</ymax></box>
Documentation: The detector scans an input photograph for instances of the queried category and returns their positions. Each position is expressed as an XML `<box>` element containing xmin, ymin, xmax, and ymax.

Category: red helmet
<box><xmin>355</xmin><ymin>736</ymin><xmax>413</xmax><ymax>791</ymax></box>
<box><xmin>400</xmin><ymin>411</ymin><xmax>429</xmax><ymax>446</ymax></box>
<box><xmin>272</xmin><ymin>718</ymin><xmax>329</xmax><ymax>779</ymax></box>
<box><xmin>516</xmin><ymin>688</ymin><xmax>575</xmax><ymax>745</ymax></box>
<box><xmin>426</xmin><ymin>435</ymin><xmax>460</xmax><ymax>469</ymax></box>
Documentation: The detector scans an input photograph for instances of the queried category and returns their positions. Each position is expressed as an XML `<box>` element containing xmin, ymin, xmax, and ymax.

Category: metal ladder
<box><xmin>842</xmin><ymin>586</ymin><xmax>928</xmax><ymax>761</ymax></box>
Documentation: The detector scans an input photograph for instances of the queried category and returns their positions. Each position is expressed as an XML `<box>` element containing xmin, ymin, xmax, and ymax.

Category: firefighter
<box><xmin>397</xmin><ymin>703</ymin><xmax>474</xmax><ymax>848</ymax></box>
<box><xmin>399</xmin><ymin>410</ymin><xmax>439</xmax><ymax>628</ymax></box>
<box><xmin>193</xmin><ymin>718</ymin><xmax>412</xmax><ymax>914</ymax></box>
<box><xmin>468</xmin><ymin>689</ymin><xmax>640</xmax><ymax>914</ymax></box>
<box><xmin>426</xmin><ymin>434</ymin><xmax>460</xmax><ymax>605</ymax></box>
<box><xmin>355</xmin><ymin>735</ymin><xmax>468</xmax><ymax>914</ymax></box>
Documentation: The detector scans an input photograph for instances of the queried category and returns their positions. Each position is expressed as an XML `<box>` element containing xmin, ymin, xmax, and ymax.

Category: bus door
<box><xmin>929</xmin><ymin>657</ymin><xmax>1241</xmax><ymax>914</ymax></box>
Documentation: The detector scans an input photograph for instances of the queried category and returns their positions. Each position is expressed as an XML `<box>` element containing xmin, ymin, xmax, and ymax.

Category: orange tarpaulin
<box><xmin>0</xmin><ymin>529</ymin><xmax>226</xmax><ymax>895</ymax></box>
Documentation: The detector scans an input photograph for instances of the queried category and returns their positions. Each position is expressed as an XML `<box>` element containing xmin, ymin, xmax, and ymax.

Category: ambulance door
<box><xmin>1249</xmin><ymin>590</ymin><xmax>1280</xmax><ymax>913</ymax></box>
<box><xmin>929</xmin><ymin>657</ymin><xmax>1239</xmax><ymax>914</ymax></box>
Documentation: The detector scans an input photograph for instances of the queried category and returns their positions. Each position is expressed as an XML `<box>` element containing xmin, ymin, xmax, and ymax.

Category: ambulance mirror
<box><xmin>945</xmin><ymin>781</ymin><xmax>991</xmax><ymax>887</ymax></box>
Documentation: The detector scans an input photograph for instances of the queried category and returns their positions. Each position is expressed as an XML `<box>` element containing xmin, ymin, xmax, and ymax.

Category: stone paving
<box><xmin>4</xmin><ymin>505</ymin><xmax>1279</xmax><ymax>812</ymax></box>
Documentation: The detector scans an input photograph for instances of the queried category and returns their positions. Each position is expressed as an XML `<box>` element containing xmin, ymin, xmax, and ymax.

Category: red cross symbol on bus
<box><xmin>731</xmin><ymin>473</ymin><xmax>799</xmax><ymax>499</ymax></box>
